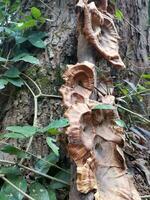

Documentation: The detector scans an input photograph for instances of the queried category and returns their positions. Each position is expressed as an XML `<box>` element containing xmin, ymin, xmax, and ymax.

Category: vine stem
<box><xmin>141</xmin><ymin>195</ymin><xmax>150</xmax><ymax>199</ymax></box>
<box><xmin>1</xmin><ymin>176</ymin><xmax>35</xmax><ymax>200</ymax></box>
<box><xmin>20</xmin><ymin>74</ymin><xmax>62</xmax><ymax>164</ymax></box>
<box><xmin>117</xmin><ymin>104</ymin><xmax>150</xmax><ymax>123</ymax></box>
<box><xmin>1</xmin><ymin>141</ymin><xmax>70</xmax><ymax>174</ymax></box>
<box><xmin>117</xmin><ymin>89</ymin><xmax>150</xmax><ymax>100</ymax></box>
<box><xmin>0</xmin><ymin>159</ymin><xmax>69</xmax><ymax>185</ymax></box>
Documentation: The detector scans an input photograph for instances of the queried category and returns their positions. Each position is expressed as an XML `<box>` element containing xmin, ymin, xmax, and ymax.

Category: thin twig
<box><xmin>117</xmin><ymin>104</ymin><xmax>150</xmax><ymax>123</ymax></box>
<box><xmin>19</xmin><ymin>81</ymin><xmax>38</xmax><ymax>164</ymax></box>
<box><xmin>141</xmin><ymin>195</ymin><xmax>150</xmax><ymax>199</ymax></box>
<box><xmin>0</xmin><ymin>159</ymin><xmax>69</xmax><ymax>185</ymax></box>
<box><xmin>124</xmin><ymin>18</ymin><xmax>146</xmax><ymax>40</ymax></box>
<box><xmin>0</xmin><ymin>141</ymin><xmax>70</xmax><ymax>174</ymax></box>
<box><xmin>40</xmin><ymin>93</ymin><xmax>62</xmax><ymax>99</ymax></box>
<box><xmin>22</xmin><ymin>73</ymin><xmax>41</xmax><ymax>94</ymax></box>
<box><xmin>1</xmin><ymin>176</ymin><xmax>35</xmax><ymax>200</ymax></box>
<box><xmin>117</xmin><ymin>89</ymin><xmax>150</xmax><ymax>100</ymax></box>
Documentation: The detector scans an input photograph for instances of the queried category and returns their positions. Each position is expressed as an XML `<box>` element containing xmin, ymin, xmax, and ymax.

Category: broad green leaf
<box><xmin>48</xmin><ymin>128</ymin><xmax>61</xmax><ymax>135</ymax></box>
<box><xmin>48</xmin><ymin>189</ymin><xmax>57</xmax><ymax>200</ymax></box>
<box><xmin>1</xmin><ymin>132</ymin><xmax>26</xmax><ymax>139</ymax></box>
<box><xmin>93</xmin><ymin>104</ymin><xmax>114</xmax><ymax>110</ymax></box>
<box><xmin>28</xmin><ymin>36</ymin><xmax>46</xmax><ymax>48</ymax></box>
<box><xmin>29</xmin><ymin>32</ymin><xmax>47</xmax><ymax>39</ymax></box>
<box><xmin>115</xmin><ymin>9</ymin><xmax>124</xmax><ymax>21</ymax></box>
<box><xmin>17</xmin><ymin>19</ymin><xmax>36</xmax><ymax>30</ymax></box>
<box><xmin>4</xmin><ymin>67</ymin><xmax>20</xmax><ymax>78</ymax></box>
<box><xmin>142</xmin><ymin>74</ymin><xmax>150</xmax><ymax>79</ymax></box>
<box><xmin>38</xmin><ymin>16</ymin><xmax>46</xmax><ymax>24</ymax></box>
<box><xmin>114</xmin><ymin>119</ymin><xmax>126</xmax><ymax>128</ymax></box>
<box><xmin>6</xmin><ymin>125</ymin><xmax>38</xmax><ymax>137</ymax></box>
<box><xmin>1</xmin><ymin>176</ymin><xmax>27</xmax><ymax>200</ymax></box>
<box><xmin>29</xmin><ymin>182</ymin><xmax>49</xmax><ymax>200</ymax></box>
<box><xmin>0</xmin><ymin>192</ymin><xmax>7</xmax><ymax>200</ymax></box>
<box><xmin>0</xmin><ymin>78</ymin><xmax>8</xmax><ymax>89</ymax></box>
<box><xmin>46</xmin><ymin>137</ymin><xmax>59</xmax><ymax>156</ymax></box>
<box><xmin>43</xmin><ymin>118</ymin><xmax>69</xmax><ymax>133</ymax></box>
<box><xmin>35</xmin><ymin>153</ymin><xmax>58</xmax><ymax>174</ymax></box>
<box><xmin>0</xmin><ymin>57</ymin><xmax>7</xmax><ymax>62</ymax></box>
<box><xmin>4</xmin><ymin>27</ymin><xmax>15</xmax><ymax>35</ymax></box>
<box><xmin>144</xmin><ymin>81</ymin><xmax>150</xmax><ymax>85</ymax></box>
<box><xmin>0</xmin><ymin>166</ymin><xmax>21</xmax><ymax>176</ymax></box>
<box><xmin>6</xmin><ymin>78</ymin><xmax>24</xmax><ymax>87</ymax></box>
<box><xmin>15</xmin><ymin>36</ymin><xmax>27</xmax><ymax>44</ymax></box>
<box><xmin>11</xmin><ymin>53</ymin><xmax>29</xmax><ymax>61</ymax></box>
<box><xmin>137</xmin><ymin>84</ymin><xmax>146</xmax><ymax>91</ymax></box>
<box><xmin>1</xmin><ymin>145</ymin><xmax>29</xmax><ymax>158</ymax></box>
<box><xmin>31</xmin><ymin>7</ymin><xmax>41</xmax><ymax>19</ymax></box>
<box><xmin>50</xmin><ymin>171</ymin><xmax>70</xmax><ymax>190</ymax></box>
<box><xmin>12</xmin><ymin>53</ymin><xmax>40</xmax><ymax>65</ymax></box>
<box><xmin>18</xmin><ymin>55</ymin><xmax>39</xmax><ymax>64</ymax></box>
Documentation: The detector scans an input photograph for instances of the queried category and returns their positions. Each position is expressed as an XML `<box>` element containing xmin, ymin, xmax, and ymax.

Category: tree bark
<box><xmin>0</xmin><ymin>0</ymin><xmax>149</xmax><ymax>198</ymax></box>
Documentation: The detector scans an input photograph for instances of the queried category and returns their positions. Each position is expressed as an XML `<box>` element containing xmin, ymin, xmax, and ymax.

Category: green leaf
<box><xmin>6</xmin><ymin>125</ymin><xmax>38</xmax><ymax>138</ymax></box>
<box><xmin>93</xmin><ymin>104</ymin><xmax>114</xmax><ymax>110</ymax></box>
<box><xmin>137</xmin><ymin>84</ymin><xmax>146</xmax><ymax>91</ymax></box>
<box><xmin>48</xmin><ymin>128</ymin><xmax>61</xmax><ymax>135</ymax></box>
<box><xmin>142</xmin><ymin>74</ymin><xmax>150</xmax><ymax>79</ymax></box>
<box><xmin>43</xmin><ymin>118</ymin><xmax>69</xmax><ymax>133</ymax></box>
<box><xmin>1</xmin><ymin>176</ymin><xmax>27</xmax><ymax>200</ymax></box>
<box><xmin>144</xmin><ymin>81</ymin><xmax>150</xmax><ymax>85</ymax></box>
<box><xmin>47</xmin><ymin>189</ymin><xmax>57</xmax><ymax>200</ymax></box>
<box><xmin>0</xmin><ymin>78</ymin><xmax>8</xmax><ymax>89</ymax></box>
<box><xmin>0</xmin><ymin>57</ymin><xmax>7</xmax><ymax>62</ymax></box>
<box><xmin>15</xmin><ymin>36</ymin><xmax>27</xmax><ymax>44</ymax></box>
<box><xmin>28</xmin><ymin>36</ymin><xmax>46</xmax><ymax>48</ymax></box>
<box><xmin>1</xmin><ymin>132</ymin><xmax>26</xmax><ymax>139</ymax></box>
<box><xmin>29</xmin><ymin>182</ymin><xmax>49</xmax><ymax>200</ymax></box>
<box><xmin>35</xmin><ymin>153</ymin><xmax>58</xmax><ymax>174</ymax></box>
<box><xmin>46</xmin><ymin>137</ymin><xmax>59</xmax><ymax>156</ymax></box>
<box><xmin>114</xmin><ymin>119</ymin><xmax>126</xmax><ymax>128</ymax></box>
<box><xmin>1</xmin><ymin>145</ymin><xmax>29</xmax><ymax>159</ymax></box>
<box><xmin>11</xmin><ymin>53</ymin><xmax>29</xmax><ymax>61</ymax></box>
<box><xmin>4</xmin><ymin>67</ymin><xmax>20</xmax><ymax>78</ymax></box>
<box><xmin>6</xmin><ymin>78</ymin><xmax>24</xmax><ymax>87</ymax></box>
<box><xmin>0</xmin><ymin>192</ymin><xmax>8</xmax><ymax>200</ymax></box>
<box><xmin>115</xmin><ymin>9</ymin><xmax>124</xmax><ymax>21</ymax></box>
<box><xmin>0</xmin><ymin>166</ymin><xmax>21</xmax><ymax>176</ymax></box>
<box><xmin>17</xmin><ymin>19</ymin><xmax>36</xmax><ymax>30</ymax></box>
<box><xmin>31</xmin><ymin>7</ymin><xmax>41</xmax><ymax>19</ymax></box>
<box><xmin>50</xmin><ymin>171</ymin><xmax>70</xmax><ymax>190</ymax></box>
<box><xmin>13</xmin><ymin>55</ymin><xmax>40</xmax><ymax>65</ymax></box>
<box><xmin>148</xmin><ymin>0</ymin><xmax>150</xmax><ymax>25</ymax></box>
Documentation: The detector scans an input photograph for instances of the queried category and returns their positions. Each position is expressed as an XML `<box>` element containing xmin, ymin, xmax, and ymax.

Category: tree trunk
<box><xmin>0</xmin><ymin>0</ymin><xmax>149</xmax><ymax>199</ymax></box>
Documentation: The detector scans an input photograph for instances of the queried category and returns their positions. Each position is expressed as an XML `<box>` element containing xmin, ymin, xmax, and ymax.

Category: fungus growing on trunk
<box><xmin>60</xmin><ymin>0</ymin><xmax>141</xmax><ymax>199</ymax></box>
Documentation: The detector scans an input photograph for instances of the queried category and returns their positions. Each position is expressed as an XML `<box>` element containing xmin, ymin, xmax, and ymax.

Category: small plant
<box><xmin>0</xmin><ymin>1</ymin><xmax>71</xmax><ymax>199</ymax></box>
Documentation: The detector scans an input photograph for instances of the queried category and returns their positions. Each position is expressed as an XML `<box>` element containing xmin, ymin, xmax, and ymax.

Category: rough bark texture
<box><xmin>60</xmin><ymin>62</ymin><xmax>141</xmax><ymax>200</ymax></box>
<box><xmin>0</xmin><ymin>0</ymin><xmax>149</xmax><ymax>199</ymax></box>
<box><xmin>60</xmin><ymin>1</ymin><xmax>142</xmax><ymax>199</ymax></box>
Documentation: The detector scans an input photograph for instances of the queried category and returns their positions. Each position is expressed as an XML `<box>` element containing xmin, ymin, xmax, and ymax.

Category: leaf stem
<box><xmin>1</xmin><ymin>176</ymin><xmax>35</xmax><ymax>200</ymax></box>
<box><xmin>141</xmin><ymin>195</ymin><xmax>150</xmax><ymax>199</ymax></box>
<box><xmin>0</xmin><ymin>159</ymin><xmax>69</xmax><ymax>185</ymax></box>
<box><xmin>1</xmin><ymin>141</ymin><xmax>70</xmax><ymax>174</ymax></box>
<box><xmin>117</xmin><ymin>104</ymin><xmax>150</xmax><ymax>123</ymax></box>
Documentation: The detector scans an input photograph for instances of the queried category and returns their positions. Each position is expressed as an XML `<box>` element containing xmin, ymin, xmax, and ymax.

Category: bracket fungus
<box><xmin>60</xmin><ymin>0</ymin><xmax>141</xmax><ymax>199</ymax></box>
